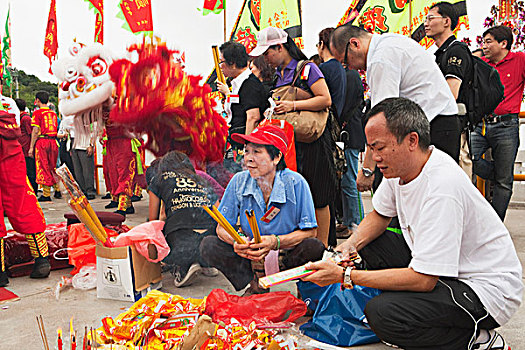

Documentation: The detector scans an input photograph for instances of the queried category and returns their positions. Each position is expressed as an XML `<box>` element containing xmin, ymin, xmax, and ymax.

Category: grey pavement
<box><xmin>1</xmin><ymin>186</ymin><xmax>524</xmax><ymax>349</ymax></box>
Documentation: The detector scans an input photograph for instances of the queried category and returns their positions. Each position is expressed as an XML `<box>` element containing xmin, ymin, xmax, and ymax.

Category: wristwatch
<box><xmin>342</xmin><ymin>266</ymin><xmax>355</xmax><ymax>290</ymax></box>
<box><xmin>362</xmin><ymin>167</ymin><xmax>374</xmax><ymax>177</ymax></box>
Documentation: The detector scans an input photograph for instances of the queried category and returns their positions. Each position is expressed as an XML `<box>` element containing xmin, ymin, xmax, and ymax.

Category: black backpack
<box><xmin>445</xmin><ymin>41</ymin><xmax>505</xmax><ymax>129</ymax></box>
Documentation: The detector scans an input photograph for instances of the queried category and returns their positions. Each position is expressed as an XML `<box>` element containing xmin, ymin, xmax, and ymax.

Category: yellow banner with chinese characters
<box><xmin>338</xmin><ymin>0</ymin><xmax>469</xmax><ymax>49</ymax></box>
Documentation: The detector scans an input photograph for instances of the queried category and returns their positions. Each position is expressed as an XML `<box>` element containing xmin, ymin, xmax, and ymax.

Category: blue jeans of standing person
<box><xmin>341</xmin><ymin>148</ymin><xmax>363</xmax><ymax>227</ymax></box>
<box><xmin>471</xmin><ymin>115</ymin><xmax>520</xmax><ymax>221</ymax></box>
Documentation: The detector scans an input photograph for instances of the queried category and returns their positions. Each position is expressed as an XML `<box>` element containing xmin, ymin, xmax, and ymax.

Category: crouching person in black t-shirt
<box><xmin>147</xmin><ymin>151</ymin><xmax>222</xmax><ymax>287</ymax></box>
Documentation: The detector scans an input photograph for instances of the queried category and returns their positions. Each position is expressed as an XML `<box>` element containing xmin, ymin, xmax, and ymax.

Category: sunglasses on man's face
<box><xmin>344</xmin><ymin>41</ymin><xmax>351</xmax><ymax>66</ymax></box>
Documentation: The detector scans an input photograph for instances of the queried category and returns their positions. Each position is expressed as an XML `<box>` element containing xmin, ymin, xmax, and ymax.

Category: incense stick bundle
<box><xmin>56</xmin><ymin>165</ymin><xmax>112</xmax><ymax>247</ymax></box>
<box><xmin>245</xmin><ymin>210</ymin><xmax>262</xmax><ymax>243</ymax></box>
<box><xmin>203</xmin><ymin>206</ymin><xmax>246</xmax><ymax>244</ymax></box>
<box><xmin>211</xmin><ymin>46</ymin><xmax>226</xmax><ymax>85</ymax></box>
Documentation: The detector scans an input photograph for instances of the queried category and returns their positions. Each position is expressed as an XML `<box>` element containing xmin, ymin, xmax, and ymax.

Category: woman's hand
<box><xmin>233</xmin><ymin>241</ymin><xmax>253</xmax><ymax>259</ymax></box>
<box><xmin>245</xmin><ymin>235</ymin><xmax>277</xmax><ymax>261</ymax></box>
<box><xmin>216</xmin><ymin>81</ymin><xmax>230</xmax><ymax>96</ymax></box>
<box><xmin>274</xmin><ymin>100</ymin><xmax>294</xmax><ymax>114</ymax></box>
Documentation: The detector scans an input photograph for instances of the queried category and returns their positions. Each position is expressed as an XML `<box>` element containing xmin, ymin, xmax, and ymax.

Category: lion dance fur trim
<box><xmin>109</xmin><ymin>38</ymin><xmax>228</xmax><ymax>169</ymax></box>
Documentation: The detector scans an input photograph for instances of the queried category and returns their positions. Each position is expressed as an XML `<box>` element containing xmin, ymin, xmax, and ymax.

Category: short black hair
<box><xmin>330</xmin><ymin>24</ymin><xmax>369</xmax><ymax>53</ymax></box>
<box><xmin>15</xmin><ymin>98</ymin><xmax>26</xmax><ymax>112</ymax></box>
<box><xmin>483</xmin><ymin>25</ymin><xmax>513</xmax><ymax>50</ymax></box>
<box><xmin>366</xmin><ymin>97</ymin><xmax>431</xmax><ymax>150</ymax></box>
<box><xmin>263</xmin><ymin>144</ymin><xmax>287</xmax><ymax>170</ymax></box>
<box><xmin>219</xmin><ymin>41</ymin><xmax>249</xmax><ymax>68</ymax></box>
<box><xmin>430</xmin><ymin>2</ymin><xmax>459</xmax><ymax>30</ymax></box>
<box><xmin>35</xmin><ymin>91</ymin><xmax>50</xmax><ymax>104</ymax></box>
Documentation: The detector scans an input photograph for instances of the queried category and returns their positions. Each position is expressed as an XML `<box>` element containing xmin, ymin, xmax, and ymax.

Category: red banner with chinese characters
<box><xmin>87</xmin><ymin>0</ymin><xmax>104</xmax><ymax>43</ymax></box>
<box><xmin>43</xmin><ymin>0</ymin><xmax>58</xmax><ymax>72</ymax></box>
<box><xmin>119</xmin><ymin>0</ymin><xmax>153</xmax><ymax>34</ymax></box>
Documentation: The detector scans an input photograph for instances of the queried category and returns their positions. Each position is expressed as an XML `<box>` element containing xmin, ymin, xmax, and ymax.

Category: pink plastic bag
<box><xmin>112</xmin><ymin>220</ymin><xmax>169</xmax><ymax>262</ymax></box>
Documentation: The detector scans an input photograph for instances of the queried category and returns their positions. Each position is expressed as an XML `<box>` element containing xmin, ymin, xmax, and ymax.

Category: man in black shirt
<box><xmin>425</xmin><ymin>2</ymin><xmax>473</xmax><ymax>177</ymax></box>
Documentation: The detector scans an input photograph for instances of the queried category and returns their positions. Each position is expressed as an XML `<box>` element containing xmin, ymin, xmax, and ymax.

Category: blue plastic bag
<box><xmin>299</xmin><ymin>283</ymin><xmax>381</xmax><ymax>346</ymax></box>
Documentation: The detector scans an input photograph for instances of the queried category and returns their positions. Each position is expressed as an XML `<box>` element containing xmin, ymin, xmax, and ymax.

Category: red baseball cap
<box><xmin>231</xmin><ymin>124</ymin><xmax>289</xmax><ymax>155</ymax></box>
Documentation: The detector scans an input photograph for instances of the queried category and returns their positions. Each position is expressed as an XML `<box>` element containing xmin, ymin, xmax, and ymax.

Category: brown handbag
<box><xmin>271</xmin><ymin>60</ymin><xmax>329</xmax><ymax>143</ymax></box>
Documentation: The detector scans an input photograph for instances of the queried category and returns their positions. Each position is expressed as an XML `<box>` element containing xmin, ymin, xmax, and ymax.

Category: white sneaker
<box><xmin>201</xmin><ymin>267</ymin><xmax>219</xmax><ymax>277</ymax></box>
<box><xmin>474</xmin><ymin>330</ymin><xmax>510</xmax><ymax>350</ymax></box>
<box><xmin>173</xmin><ymin>263</ymin><xmax>202</xmax><ymax>288</ymax></box>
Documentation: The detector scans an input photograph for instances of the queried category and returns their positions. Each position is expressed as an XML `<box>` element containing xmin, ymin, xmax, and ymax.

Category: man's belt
<box><xmin>39</xmin><ymin>135</ymin><xmax>57</xmax><ymax>139</ymax></box>
<box><xmin>483</xmin><ymin>113</ymin><xmax>518</xmax><ymax>124</ymax></box>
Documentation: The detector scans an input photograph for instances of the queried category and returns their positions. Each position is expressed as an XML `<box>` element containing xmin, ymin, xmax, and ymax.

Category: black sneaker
<box><xmin>87</xmin><ymin>194</ymin><xmax>96</xmax><ymax>200</ymax></box>
<box><xmin>0</xmin><ymin>271</ymin><xmax>8</xmax><ymax>287</ymax></box>
<box><xmin>105</xmin><ymin>201</ymin><xmax>118</xmax><ymax>209</ymax></box>
<box><xmin>114</xmin><ymin>210</ymin><xmax>126</xmax><ymax>217</ymax></box>
<box><xmin>125</xmin><ymin>205</ymin><xmax>135</xmax><ymax>214</ymax></box>
<box><xmin>38</xmin><ymin>195</ymin><xmax>52</xmax><ymax>202</ymax></box>
<box><xmin>173</xmin><ymin>263</ymin><xmax>202</xmax><ymax>288</ymax></box>
<box><xmin>101</xmin><ymin>193</ymin><xmax>112</xmax><ymax>199</ymax></box>
<box><xmin>131</xmin><ymin>195</ymin><xmax>142</xmax><ymax>202</ymax></box>
<box><xmin>53</xmin><ymin>191</ymin><xmax>62</xmax><ymax>199</ymax></box>
<box><xmin>30</xmin><ymin>257</ymin><xmax>51</xmax><ymax>279</ymax></box>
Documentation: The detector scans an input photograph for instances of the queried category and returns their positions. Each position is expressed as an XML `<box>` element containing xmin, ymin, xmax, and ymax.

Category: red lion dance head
<box><xmin>109</xmin><ymin>38</ymin><xmax>227</xmax><ymax>169</ymax></box>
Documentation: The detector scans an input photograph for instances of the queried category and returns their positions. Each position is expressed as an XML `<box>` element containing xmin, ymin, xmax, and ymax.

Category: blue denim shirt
<box><xmin>218</xmin><ymin>169</ymin><xmax>317</xmax><ymax>238</ymax></box>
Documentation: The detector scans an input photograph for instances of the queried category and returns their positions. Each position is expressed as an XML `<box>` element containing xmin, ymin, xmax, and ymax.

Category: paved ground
<box><xmin>1</xmin><ymin>185</ymin><xmax>524</xmax><ymax>349</ymax></box>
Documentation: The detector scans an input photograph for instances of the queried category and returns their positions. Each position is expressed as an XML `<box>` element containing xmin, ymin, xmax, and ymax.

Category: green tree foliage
<box><xmin>2</xmin><ymin>69</ymin><xmax>58</xmax><ymax>114</ymax></box>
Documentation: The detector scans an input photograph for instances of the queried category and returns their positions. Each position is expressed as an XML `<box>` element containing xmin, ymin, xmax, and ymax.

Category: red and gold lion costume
<box><xmin>108</xmin><ymin>39</ymin><xmax>228</xmax><ymax>170</ymax></box>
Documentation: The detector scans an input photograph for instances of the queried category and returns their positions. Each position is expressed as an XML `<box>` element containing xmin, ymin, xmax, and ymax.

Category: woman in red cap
<box><xmin>200</xmin><ymin>124</ymin><xmax>325</xmax><ymax>295</ymax></box>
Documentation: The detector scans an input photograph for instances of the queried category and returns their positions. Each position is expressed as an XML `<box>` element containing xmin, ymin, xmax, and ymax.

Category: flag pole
<box><xmin>409</xmin><ymin>0</ymin><xmax>413</xmax><ymax>34</ymax></box>
<box><xmin>223</xmin><ymin>0</ymin><xmax>226</xmax><ymax>41</ymax></box>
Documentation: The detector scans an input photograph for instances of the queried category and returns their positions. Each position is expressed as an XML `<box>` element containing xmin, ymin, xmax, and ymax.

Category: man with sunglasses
<box><xmin>330</xmin><ymin>24</ymin><xmax>459</xmax><ymax>192</ymax></box>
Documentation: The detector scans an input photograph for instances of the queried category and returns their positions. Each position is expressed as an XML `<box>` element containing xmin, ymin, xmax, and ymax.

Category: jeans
<box><xmin>471</xmin><ymin>116</ymin><xmax>520</xmax><ymax>220</ymax></box>
<box><xmin>341</xmin><ymin>148</ymin><xmax>363</xmax><ymax>227</ymax></box>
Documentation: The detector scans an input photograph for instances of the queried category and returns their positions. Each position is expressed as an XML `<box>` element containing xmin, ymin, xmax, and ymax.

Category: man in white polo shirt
<box><xmin>304</xmin><ymin>98</ymin><xmax>522</xmax><ymax>349</ymax></box>
<box><xmin>330</xmin><ymin>24</ymin><xmax>460</xmax><ymax>192</ymax></box>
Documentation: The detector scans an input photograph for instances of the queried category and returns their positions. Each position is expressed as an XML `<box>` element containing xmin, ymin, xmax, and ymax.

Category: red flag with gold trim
<box><xmin>117</xmin><ymin>0</ymin><xmax>153</xmax><ymax>35</ymax></box>
<box><xmin>43</xmin><ymin>0</ymin><xmax>58</xmax><ymax>73</ymax></box>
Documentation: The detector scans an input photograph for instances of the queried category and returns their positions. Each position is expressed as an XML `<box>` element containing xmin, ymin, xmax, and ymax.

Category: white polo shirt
<box><xmin>367</xmin><ymin>34</ymin><xmax>458</xmax><ymax>122</ymax></box>
<box><xmin>372</xmin><ymin>148</ymin><xmax>523</xmax><ymax>326</ymax></box>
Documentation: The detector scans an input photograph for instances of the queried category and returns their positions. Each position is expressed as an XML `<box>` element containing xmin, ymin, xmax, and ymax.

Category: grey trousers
<box><xmin>71</xmin><ymin>149</ymin><xmax>96</xmax><ymax>196</ymax></box>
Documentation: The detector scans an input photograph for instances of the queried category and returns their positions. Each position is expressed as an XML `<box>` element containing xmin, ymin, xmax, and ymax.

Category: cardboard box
<box><xmin>96</xmin><ymin>244</ymin><xmax>162</xmax><ymax>302</ymax></box>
